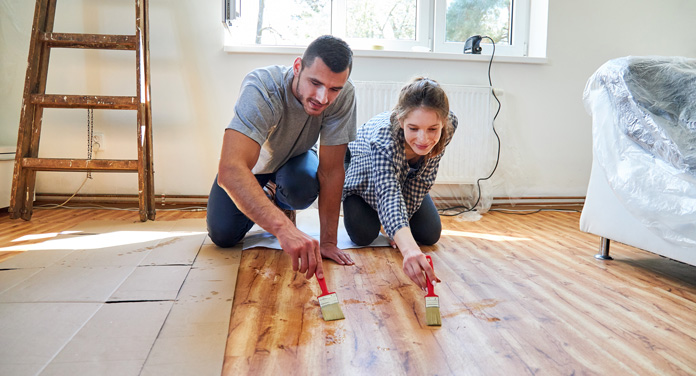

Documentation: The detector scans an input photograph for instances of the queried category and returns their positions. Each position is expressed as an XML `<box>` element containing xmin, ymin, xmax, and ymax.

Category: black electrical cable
<box><xmin>439</xmin><ymin>36</ymin><xmax>502</xmax><ymax>216</ymax></box>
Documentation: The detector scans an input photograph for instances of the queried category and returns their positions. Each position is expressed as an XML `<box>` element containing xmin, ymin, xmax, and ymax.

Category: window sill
<box><xmin>223</xmin><ymin>44</ymin><xmax>548</xmax><ymax>65</ymax></box>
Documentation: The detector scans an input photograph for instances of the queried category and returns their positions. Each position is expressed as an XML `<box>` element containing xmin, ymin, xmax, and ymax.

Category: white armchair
<box><xmin>580</xmin><ymin>56</ymin><xmax>696</xmax><ymax>266</ymax></box>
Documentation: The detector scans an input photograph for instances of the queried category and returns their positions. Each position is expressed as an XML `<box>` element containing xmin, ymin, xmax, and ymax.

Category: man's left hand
<box><xmin>320</xmin><ymin>243</ymin><xmax>355</xmax><ymax>266</ymax></box>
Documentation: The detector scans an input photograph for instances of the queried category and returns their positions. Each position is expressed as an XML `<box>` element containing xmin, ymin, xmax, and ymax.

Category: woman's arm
<box><xmin>392</xmin><ymin>226</ymin><xmax>440</xmax><ymax>291</ymax></box>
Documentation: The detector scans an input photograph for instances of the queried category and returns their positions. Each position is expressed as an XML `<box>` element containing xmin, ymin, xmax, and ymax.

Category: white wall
<box><xmin>1</xmin><ymin>0</ymin><xmax>694</xmax><ymax>200</ymax></box>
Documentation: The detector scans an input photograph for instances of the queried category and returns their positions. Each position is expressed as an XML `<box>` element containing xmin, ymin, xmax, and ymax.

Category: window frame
<box><xmin>331</xmin><ymin>0</ymin><xmax>432</xmax><ymax>52</ymax></box>
<box><xmin>223</xmin><ymin>0</ymin><xmax>533</xmax><ymax>58</ymax></box>
<box><xmin>432</xmin><ymin>0</ymin><xmax>530</xmax><ymax>56</ymax></box>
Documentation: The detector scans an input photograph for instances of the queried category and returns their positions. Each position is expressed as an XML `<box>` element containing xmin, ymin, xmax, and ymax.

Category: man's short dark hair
<box><xmin>302</xmin><ymin>35</ymin><xmax>353</xmax><ymax>76</ymax></box>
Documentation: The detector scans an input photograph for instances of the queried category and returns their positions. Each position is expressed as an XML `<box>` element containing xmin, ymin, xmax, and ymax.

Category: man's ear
<box><xmin>293</xmin><ymin>57</ymin><xmax>303</xmax><ymax>75</ymax></box>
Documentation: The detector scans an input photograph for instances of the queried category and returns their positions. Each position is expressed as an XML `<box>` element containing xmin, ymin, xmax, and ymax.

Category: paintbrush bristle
<box><xmin>319</xmin><ymin>293</ymin><xmax>345</xmax><ymax>321</ymax></box>
<box><xmin>425</xmin><ymin>296</ymin><xmax>441</xmax><ymax>326</ymax></box>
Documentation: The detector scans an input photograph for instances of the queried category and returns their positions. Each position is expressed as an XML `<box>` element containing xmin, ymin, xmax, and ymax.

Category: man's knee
<box><xmin>275</xmin><ymin>177</ymin><xmax>319</xmax><ymax>209</ymax></box>
<box><xmin>206</xmin><ymin>209</ymin><xmax>249</xmax><ymax>248</ymax></box>
<box><xmin>207</xmin><ymin>222</ymin><xmax>245</xmax><ymax>248</ymax></box>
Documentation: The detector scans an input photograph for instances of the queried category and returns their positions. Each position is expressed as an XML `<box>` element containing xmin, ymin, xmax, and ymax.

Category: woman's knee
<box><xmin>343</xmin><ymin>195</ymin><xmax>381</xmax><ymax>246</ymax></box>
<box><xmin>413</xmin><ymin>226</ymin><xmax>441</xmax><ymax>245</ymax></box>
<box><xmin>345</xmin><ymin>223</ymin><xmax>379</xmax><ymax>246</ymax></box>
<box><xmin>346</xmin><ymin>225</ymin><xmax>379</xmax><ymax>246</ymax></box>
<box><xmin>412</xmin><ymin>214</ymin><xmax>442</xmax><ymax>245</ymax></box>
<box><xmin>410</xmin><ymin>194</ymin><xmax>441</xmax><ymax>245</ymax></box>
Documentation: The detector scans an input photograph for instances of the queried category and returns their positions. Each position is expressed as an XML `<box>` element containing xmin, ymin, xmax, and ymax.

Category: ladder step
<box><xmin>30</xmin><ymin>94</ymin><xmax>138</xmax><ymax>110</ymax></box>
<box><xmin>41</xmin><ymin>32</ymin><xmax>137</xmax><ymax>50</ymax></box>
<box><xmin>21</xmin><ymin>158</ymin><xmax>139</xmax><ymax>172</ymax></box>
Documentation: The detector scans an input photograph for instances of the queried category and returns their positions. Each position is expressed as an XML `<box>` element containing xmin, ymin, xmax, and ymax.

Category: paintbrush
<box><xmin>317</xmin><ymin>276</ymin><xmax>345</xmax><ymax>321</ymax></box>
<box><xmin>425</xmin><ymin>255</ymin><xmax>442</xmax><ymax>326</ymax></box>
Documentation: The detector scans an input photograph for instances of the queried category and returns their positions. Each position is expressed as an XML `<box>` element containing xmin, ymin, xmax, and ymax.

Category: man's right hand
<box><xmin>218</xmin><ymin>129</ymin><xmax>324</xmax><ymax>280</ymax></box>
<box><xmin>276</xmin><ymin>225</ymin><xmax>324</xmax><ymax>280</ymax></box>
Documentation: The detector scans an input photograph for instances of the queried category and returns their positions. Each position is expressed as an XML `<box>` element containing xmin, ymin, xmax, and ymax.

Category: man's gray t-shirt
<box><xmin>226</xmin><ymin>65</ymin><xmax>357</xmax><ymax>174</ymax></box>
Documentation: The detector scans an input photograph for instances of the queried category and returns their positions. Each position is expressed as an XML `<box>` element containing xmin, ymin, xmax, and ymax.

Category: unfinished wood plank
<box><xmin>140</xmin><ymin>244</ymin><xmax>241</xmax><ymax>376</ymax></box>
<box><xmin>42</xmin><ymin>301</ymin><xmax>173</xmax><ymax>375</ymax></box>
<box><xmin>0</xmin><ymin>302</ymin><xmax>103</xmax><ymax>376</ymax></box>
<box><xmin>140</xmin><ymin>232</ymin><xmax>207</xmax><ymax>266</ymax></box>
<box><xmin>0</xmin><ymin>264</ymin><xmax>136</xmax><ymax>303</ymax></box>
<box><xmin>0</xmin><ymin>249</ymin><xmax>76</xmax><ymax>269</ymax></box>
<box><xmin>0</xmin><ymin>268</ymin><xmax>42</xmax><ymax>295</ymax></box>
<box><xmin>108</xmin><ymin>265</ymin><xmax>191</xmax><ymax>302</ymax></box>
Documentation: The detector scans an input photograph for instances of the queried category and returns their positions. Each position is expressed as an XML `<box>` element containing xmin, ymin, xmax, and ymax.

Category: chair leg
<box><xmin>594</xmin><ymin>237</ymin><xmax>613</xmax><ymax>260</ymax></box>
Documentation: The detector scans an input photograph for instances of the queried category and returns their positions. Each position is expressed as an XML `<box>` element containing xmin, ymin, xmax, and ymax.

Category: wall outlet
<box><xmin>92</xmin><ymin>132</ymin><xmax>105</xmax><ymax>152</ymax></box>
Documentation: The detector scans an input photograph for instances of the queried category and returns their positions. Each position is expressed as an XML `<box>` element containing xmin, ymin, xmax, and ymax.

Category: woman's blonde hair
<box><xmin>390</xmin><ymin>77</ymin><xmax>453</xmax><ymax>158</ymax></box>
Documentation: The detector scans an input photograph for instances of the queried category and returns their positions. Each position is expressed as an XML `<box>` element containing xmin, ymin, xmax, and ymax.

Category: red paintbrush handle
<box><xmin>426</xmin><ymin>255</ymin><xmax>436</xmax><ymax>297</ymax></box>
<box><xmin>317</xmin><ymin>276</ymin><xmax>330</xmax><ymax>296</ymax></box>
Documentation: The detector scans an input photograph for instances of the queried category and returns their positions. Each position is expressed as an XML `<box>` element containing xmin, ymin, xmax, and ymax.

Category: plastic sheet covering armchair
<box><xmin>580</xmin><ymin>56</ymin><xmax>696</xmax><ymax>265</ymax></box>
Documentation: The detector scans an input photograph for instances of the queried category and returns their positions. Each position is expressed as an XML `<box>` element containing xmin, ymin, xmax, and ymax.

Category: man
<box><xmin>207</xmin><ymin>35</ymin><xmax>356</xmax><ymax>281</ymax></box>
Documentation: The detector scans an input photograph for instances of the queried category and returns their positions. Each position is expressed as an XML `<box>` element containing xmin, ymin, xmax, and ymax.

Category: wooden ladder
<box><xmin>10</xmin><ymin>0</ymin><xmax>155</xmax><ymax>221</ymax></box>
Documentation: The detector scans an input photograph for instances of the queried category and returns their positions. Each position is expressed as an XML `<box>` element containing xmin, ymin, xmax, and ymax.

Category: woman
<box><xmin>342</xmin><ymin>77</ymin><xmax>458</xmax><ymax>291</ymax></box>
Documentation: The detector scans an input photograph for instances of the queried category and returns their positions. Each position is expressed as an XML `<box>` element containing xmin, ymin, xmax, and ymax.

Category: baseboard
<box><xmin>34</xmin><ymin>193</ymin><xmax>208</xmax><ymax>209</ymax></box>
<box><xmin>491</xmin><ymin>196</ymin><xmax>585</xmax><ymax>207</ymax></box>
<box><xmin>34</xmin><ymin>193</ymin><xmax>584</xmax><ymax>210</ymax></box>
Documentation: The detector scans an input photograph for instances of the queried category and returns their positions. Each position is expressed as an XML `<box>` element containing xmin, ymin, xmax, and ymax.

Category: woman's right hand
<box><xmin>392</xmin><ymin>227</ymin><xmax>441</xmax><ymax>290</ymax></box>
<box><xmin>401</xmin><ymin>250</ymin><xmax>440</xmax><ymax>292</ymax></box>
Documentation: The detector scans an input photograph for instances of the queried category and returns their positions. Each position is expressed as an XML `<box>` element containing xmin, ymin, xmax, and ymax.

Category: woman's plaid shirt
<box><xmin>342</xmin><ymin>111</ymin><xmax>458</xmax><ymax>238</ymax></box>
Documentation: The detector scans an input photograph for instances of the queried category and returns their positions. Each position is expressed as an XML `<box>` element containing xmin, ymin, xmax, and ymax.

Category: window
<box><xmin>223</xmin><ymin>0</ymin><xmax>532</xmax><ymax>57</ymax></box>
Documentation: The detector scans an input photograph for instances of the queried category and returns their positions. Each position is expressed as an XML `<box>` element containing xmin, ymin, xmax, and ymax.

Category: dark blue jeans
<box><xmin>206</xmin><ymin>150</ymin><xmax>319</xmax><ymax>247</ymax></box>
<box><xmin>342</xmin><ymin>193</ymin><xmax>441</xmax><ymax>246</ymax></box>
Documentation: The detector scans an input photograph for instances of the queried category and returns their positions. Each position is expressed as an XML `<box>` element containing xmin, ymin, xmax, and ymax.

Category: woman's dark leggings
<box><xmin>342</xmin><ymin>193</ymin><xmax>441</xmax><ymax>246</ymax></box>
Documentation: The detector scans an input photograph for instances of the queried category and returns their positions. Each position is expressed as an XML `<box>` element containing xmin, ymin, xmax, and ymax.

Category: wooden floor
<box><xmin>1</xmin><ymin>207</ymin><xmax>695</xmax><ymax>375</ymax></box>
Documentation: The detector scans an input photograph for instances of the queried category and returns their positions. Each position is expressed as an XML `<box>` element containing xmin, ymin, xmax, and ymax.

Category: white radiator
<box><xmin>353</xmin><ymin>81</ymin><xmax>496</xmax><ymax>184</ymax></box>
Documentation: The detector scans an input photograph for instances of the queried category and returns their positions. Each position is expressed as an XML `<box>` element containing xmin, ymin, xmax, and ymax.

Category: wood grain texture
<box><xmin>225</xmin><ymin>211</ymin><xmax>696</xmax><ymax>376</ymax></box>
<box><xmin>0</xmin><ymin>208</ymin><xmax>204</xmax><ymax>263</ymax></box>
<box><xmin>2</xmin><ymin>208</ymin><xmax>694</xmax><ymax>375</ymax></box>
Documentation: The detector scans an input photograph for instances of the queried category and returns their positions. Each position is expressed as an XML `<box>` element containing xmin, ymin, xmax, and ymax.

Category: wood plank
<box><xmin>22</xmin><ymin>158</ymin><xmax>138</xmax><ymax>172</ymax></box>
<box><xmin>2</xmin><ymin>208</ymin><xmax>695</xmax><ymax>374</ymax></box>
<box><xmin>40</xmin><ymin>32</ymin><xmax>137</xmax><ymax>50</ymax></box>
<box><xmin>20</xmin><ymin>158</ymin><xmax>139</xmax><ymax>172</ymax></box>
<box><xmin>9</xmin><ymin>0</ymin><xmax>57</xmax><ymax>220</ymax></box>
<box><xmin>0</xmin><ymin>208</ymin><xmax>205</xmax><ymax>263</ymax></box>
<box><xmin>224</xmin><ymin>211</ymin><xmax>696</xmax><ymax>375</ymax></box>
<box><xmin>136</xmin><ymin>0</ymin><xmax>155</xmax><ymax>221</ymax></box>
<box><xmin>29</xmin><ymin>94</ymin><xmax>138</xmax><ymax>110</ymax></box>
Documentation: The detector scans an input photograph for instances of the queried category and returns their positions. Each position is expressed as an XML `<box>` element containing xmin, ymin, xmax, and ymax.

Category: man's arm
<box><xmin>218</xmin><ymin>129</ymin><xmax>324</xmax><ymax>279</ymax></box>
<box><xmin>317</xmin><ymin>143</ymin><xmax>354</xmax><ymax>265</ymax></box>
